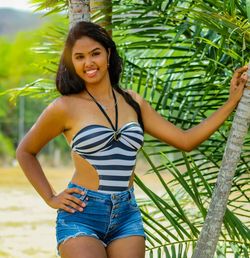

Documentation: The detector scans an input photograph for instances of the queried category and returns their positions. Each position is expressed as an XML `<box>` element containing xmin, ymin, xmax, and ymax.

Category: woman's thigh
<box><xmin>59</xmin><ymin>236</ymin><xmax>107</xmax><ymax>258</ymax></box>
<box><xmin>106</xmin><ymin>236</ymin><xmax>145</xmax><ymax>258</ymax></box>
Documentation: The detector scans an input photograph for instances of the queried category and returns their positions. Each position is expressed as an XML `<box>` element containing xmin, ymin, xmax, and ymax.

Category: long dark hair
<box><xmin>56</xmin><ymin>21</ymin><xmax>144</xmax><ymax>130</ymax></box>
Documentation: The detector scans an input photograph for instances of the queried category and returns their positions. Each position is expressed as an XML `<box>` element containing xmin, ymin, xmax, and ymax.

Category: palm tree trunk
<box><xmin>68</xmin><ymin>0</ymin><xmax>90</xmax><ymax>27</ymax></box>
<box><xmin>68</xmin><ymin>0</ymin><xmax>112</xmax><ymax>34</ymax></box>
<box><xmin>192</xmin><ymin>65</ymin><xmax>250</xmax><ymax>258</ymax></box>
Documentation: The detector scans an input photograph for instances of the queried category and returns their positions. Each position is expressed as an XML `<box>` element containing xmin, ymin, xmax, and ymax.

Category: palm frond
<box><xmin>135</xmin><ymin>149</ymin><xmax>250</xmax><ymax>256</ymax></box>
<box><xmin>2</xmin><ymin>1</ymin><xmax>249</xmax><ymax>256</ymax></box>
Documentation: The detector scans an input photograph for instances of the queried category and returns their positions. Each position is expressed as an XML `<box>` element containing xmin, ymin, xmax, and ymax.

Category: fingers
<box><xmin>231</xmin><ymin>65</ymin><xmax>248</xmax><ymax>88</ymax></box>
<box><xmin>62</xmin><ymin>199</ymin><xmax>84</xmax><ymax>213</ymax></box>
<box><xmin>237</xmin><ymin>76</ymin><xmax>247</xmax><ymax>90</ymax></box>
<box><xmin>59</xmin><ymin>187</ymin><xmax>88</xmax><ymax>213</ymax></box>
<box><xmin>240</xmin><ymin>72</ymin><xmax>248</xmax><ymax>83</ymax></box>
<box><xmin>234</xmin><ymin>65</ymin><xmax>248</xmax><ymax>77</ymax></box>
<box><xmin>228</xmin><ymin>65</ymin><xmax>249</xmax><ymax>104</ymax></box>
<box><xmin>66</xmin><ymin>187</ymin><xmax>85</xmax><ymax>195</ymax></box>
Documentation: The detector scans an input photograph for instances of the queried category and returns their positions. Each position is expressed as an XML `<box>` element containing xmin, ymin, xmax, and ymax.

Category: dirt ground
<box><xmin>0</xmin><ymin>162</ymin><xmax>171</xmax><ymax>258</ymax></box>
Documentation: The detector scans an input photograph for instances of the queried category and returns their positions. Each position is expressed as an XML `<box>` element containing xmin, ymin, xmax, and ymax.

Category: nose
<box><xmin>84</xmin><ymin>56</ymin><xmax>94</xmax><ymax>67</ymax></box>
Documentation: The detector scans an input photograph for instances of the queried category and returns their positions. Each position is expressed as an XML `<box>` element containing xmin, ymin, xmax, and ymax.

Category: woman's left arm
<box><xmin>132</xmin><ymin>65</ymin><xmax>248</xmax><ymax>152</ymax></box>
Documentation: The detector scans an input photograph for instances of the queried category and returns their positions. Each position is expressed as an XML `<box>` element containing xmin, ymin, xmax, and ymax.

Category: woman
<box><xmin>16</xmin><ymin>21</ymin><xmax>248</xmax><ymax>258</ymax></box>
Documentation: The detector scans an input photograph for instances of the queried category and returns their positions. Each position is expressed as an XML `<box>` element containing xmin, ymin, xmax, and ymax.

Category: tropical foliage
<box><xmin>0</xmin><ymin>31</ymin><xmax>45</xmax><ymax>160</ymax></box>
<box><xmin>2</xmin><ymin>0</ymin><xmax>250</xmax><ymax>257</ymax></box>
<box><xmin>0</xmin><ymin>13</ymin><xmax>69</xmax><ymax>163</ymax></box>
<box><xmin>112</xmin><ymin>1</ymin><xmax>250</xmax><ymax>256</ymax></box>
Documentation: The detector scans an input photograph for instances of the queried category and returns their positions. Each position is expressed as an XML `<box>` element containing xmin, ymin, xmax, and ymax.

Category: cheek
<box><xmin>95</xmin><ymin>53</ymin><xmax>108</xmax><ymax>66</ymax></box>
<box><xmin>73</xmin><ymin>61</ymin><xmax>82</xmax><ymax>73</ymax></box>
<box><xmin>99</xmin><ymin>58</ymin><xmax>109</xmax><ymax>69</ymax></box>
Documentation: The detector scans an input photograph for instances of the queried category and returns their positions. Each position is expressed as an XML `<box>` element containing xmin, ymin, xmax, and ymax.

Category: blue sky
<box><xmin>0</xmin><ymin>0</ymin><xmax>34</xmax><ymax>11</ymax></box>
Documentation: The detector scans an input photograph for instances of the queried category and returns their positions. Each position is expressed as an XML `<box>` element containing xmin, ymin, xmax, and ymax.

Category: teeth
<box><xmin>86</xmin><ymin>70</ymin><xmax>97</xmax><ymax>75</ymax></box>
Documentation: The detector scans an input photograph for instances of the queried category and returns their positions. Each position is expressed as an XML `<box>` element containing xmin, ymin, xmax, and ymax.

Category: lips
<box><xmin>84</xmin><ymin>69</ymin><xmax>98</xmax><ymax>78</ymax></box>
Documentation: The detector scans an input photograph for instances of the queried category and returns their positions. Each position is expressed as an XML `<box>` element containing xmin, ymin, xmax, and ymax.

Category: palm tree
<box><xmin>112</xmin><ymin>1</ymin><xmax>250</xmax><ymax>257</ymax></box>
<box><xmin>31</xmin><ymin>0</ymin><xmax>112</xmax><ymax>27</ymax></box>
<box><xmin>68</xmin><ymin>0</ymin><xmax>90</xmax><ymax>26</ymax></box>
<box><xmin>68</xmin><ymin>0</ymin><xmax>112</xmax><ymax>28</ymax></box>
<box><xmin>4</xmin><ymin>0</ymin><xmax>250</xmax><ymax>256</ymax></box>
<box><xmin>192</xmin><ymin>2</ymin><xmax>250</xmax><ymax>255</ymax></box>
<box><xmin>192</xmin><ymin>84</ymin><xmax>250</xmax><ymax>258</ymax></box>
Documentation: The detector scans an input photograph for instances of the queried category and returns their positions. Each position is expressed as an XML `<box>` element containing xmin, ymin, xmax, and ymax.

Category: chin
<box><xmin>85</xmin><ymin>76</ymin><xmax>109</xmax><ymax>86</ymax></box>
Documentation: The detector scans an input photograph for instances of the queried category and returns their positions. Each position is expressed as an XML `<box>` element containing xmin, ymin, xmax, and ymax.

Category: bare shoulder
<box><xmin>16</xmin><ymin>96</ymin><xmax>75</xmax><ymax>154</ymax></box>
<box><xmin>125</xmin><ymin>89</ymin><xmax>144</xmax><ymax>106</ymax></box>
<box><xmin>44</xmin><ymin>95</ymin><xmax>76</xmax><ymax>119</ymax></box>
<box><xmin>48</xmin><ymin>95</ymin><xmax>70</xmax><ymax>113</ymax></box>
<box><xmin>34</xmin><ymin>95</ymin><xmax>74</xmax><ymax>132</ymax></box>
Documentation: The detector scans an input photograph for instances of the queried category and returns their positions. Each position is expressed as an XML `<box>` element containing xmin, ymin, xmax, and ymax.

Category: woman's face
<box><xmin>71</xmin><ymin>36</ymin><xmax>110</xmax><ymax>87</ymax></box>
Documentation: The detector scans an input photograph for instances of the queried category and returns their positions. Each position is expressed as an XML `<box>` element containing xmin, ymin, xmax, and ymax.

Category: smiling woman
<box><xmin>71</xmin><ymin>37</ymin><xmax>110</xmax><ymax>86</ymax></box>
<box><xmin>16</xmin><ymin>21</ymin><xmax>248</xmax><ymax>258</ymax></box>
<box><xmin>16</xmin><ymin>21</ymin><xmax>146</xmax><ymax>258</ymax></box>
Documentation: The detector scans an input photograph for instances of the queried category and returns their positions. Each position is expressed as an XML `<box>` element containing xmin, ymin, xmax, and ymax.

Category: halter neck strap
<box><xmin>85</xmin><ymin>88</ymin><xmax>118</xmax><ymax>133</ymax></box>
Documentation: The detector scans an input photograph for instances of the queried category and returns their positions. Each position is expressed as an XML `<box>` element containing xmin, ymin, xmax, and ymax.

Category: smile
<box><xmin>85</xmin><ymin>69</ymin><xmax>98</xmax><ymax>77</ymax></box>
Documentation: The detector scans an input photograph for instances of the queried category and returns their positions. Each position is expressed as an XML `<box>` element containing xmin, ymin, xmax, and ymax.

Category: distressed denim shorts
<box><xmin>56</xmin><ymin>182</ymin><xmax>146</xmax><ymax>251</ymax></box>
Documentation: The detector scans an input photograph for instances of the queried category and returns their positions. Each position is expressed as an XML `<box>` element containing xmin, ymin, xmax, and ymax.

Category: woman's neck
<box><xmin>85</xmin><ymin>80</ymin><xmax>114</xmax><ymax>100</ymax></box>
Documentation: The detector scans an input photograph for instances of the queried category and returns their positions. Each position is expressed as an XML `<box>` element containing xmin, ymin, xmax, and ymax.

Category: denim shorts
<box><xmin>56</xmin><ymin>182</ymin><xmax>146</xmax><ymax>251</ymax></box>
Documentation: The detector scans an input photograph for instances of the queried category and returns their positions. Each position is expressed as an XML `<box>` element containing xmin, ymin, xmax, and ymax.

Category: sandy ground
<box><xmin>0</xmin><ymin>162</ymin><xmax>171</xmax><ymax>258</ymax></box>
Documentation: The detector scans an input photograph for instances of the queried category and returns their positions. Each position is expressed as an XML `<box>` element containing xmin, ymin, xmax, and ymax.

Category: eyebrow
<box><xmin>73</xmin><ymin>47</ymin><xmax>101</xmax><ymax>56</ymax></box>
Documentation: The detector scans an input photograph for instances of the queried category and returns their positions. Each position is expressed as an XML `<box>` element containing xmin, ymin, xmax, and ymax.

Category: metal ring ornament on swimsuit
<box><xmin>71</xmin><ymin>89</ymin><xmax>144</xmax><ymax>193</ymax></box>
<box><xmin>70</xmin><ymin>122</ymin><xmax>144</xmax><ymax>193</ymax></box>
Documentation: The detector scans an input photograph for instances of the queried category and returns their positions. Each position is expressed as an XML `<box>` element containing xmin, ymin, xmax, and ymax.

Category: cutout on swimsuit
<box><xmin>71</xmin><ymin>88</ymin><xmax>144</xmax><ymax>193</ymax></box>
<box><xmin>70</xmin><ymin>122</ymin><xmax>144</xmax><ymax>193</ymax></box>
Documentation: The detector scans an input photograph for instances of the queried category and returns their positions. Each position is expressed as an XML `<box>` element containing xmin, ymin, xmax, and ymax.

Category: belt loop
<box><xmin>111</xmin><ymin>194</ymin><xmax>116</xmax><ymax>200</ymax></box>
<box><xmin>84</xmin><ymin>188</ymin><xmax>88</xmax><ymax>196</ymax></box>
<box><xmin>128</xmin><ymin>187</ymin><xmax>134</xmax><ymax>200</ymax></box>
<box><xmin>80</xmin><ymin>188</ymin><xmax>88</xmax><ymax>201</ymax></box>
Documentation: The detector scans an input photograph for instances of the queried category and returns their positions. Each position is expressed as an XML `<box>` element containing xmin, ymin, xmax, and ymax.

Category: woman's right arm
<box><xmin>16</xmin><ymin>98</ymin><xmax>85</xmax><ymax>213</ymax></box>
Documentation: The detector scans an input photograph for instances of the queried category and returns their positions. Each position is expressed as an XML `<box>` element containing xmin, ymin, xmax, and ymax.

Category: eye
<box><xmin>92</xmin><ymin>52</ymin><xmax>101</xmax><ymax>56</ymax></box>
<box><xmin>75</xmin><ymin>55</ymin><xmax>84</xmax><ymax>60</ymax></box>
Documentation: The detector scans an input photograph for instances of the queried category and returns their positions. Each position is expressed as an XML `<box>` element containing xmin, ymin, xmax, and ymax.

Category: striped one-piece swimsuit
<box><xmin>70</xmin><ymin>89</ymin><xmax>144</xmax><ymax>194</ymax></box>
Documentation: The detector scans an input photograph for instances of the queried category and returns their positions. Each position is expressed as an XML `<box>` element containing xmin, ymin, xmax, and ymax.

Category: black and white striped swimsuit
<box><xmin>70</xmin><ymin>89</ymin><xmax>144</xmax><ymax>194</ymax></box>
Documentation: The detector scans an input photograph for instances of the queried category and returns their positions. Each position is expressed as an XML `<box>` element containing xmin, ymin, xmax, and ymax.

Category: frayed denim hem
<box><xmin>57</xmin><ymin>232</ymin><xmax>105</xmax><ymax>256</ymax></box>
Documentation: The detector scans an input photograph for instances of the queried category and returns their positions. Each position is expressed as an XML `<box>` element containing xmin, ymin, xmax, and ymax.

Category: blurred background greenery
<box><xmin>0</xmin><ymin>7</ymin><xmax>69</xmax><ymax>166</ymax></box>
<box><xmin>0</xmin><ymin>0</ymin><xmax>249</xmax><ymax>257</ymax></box>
